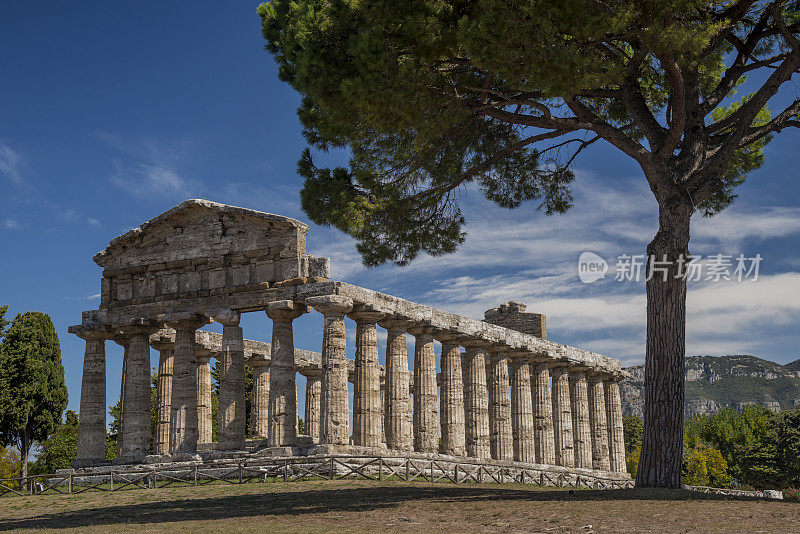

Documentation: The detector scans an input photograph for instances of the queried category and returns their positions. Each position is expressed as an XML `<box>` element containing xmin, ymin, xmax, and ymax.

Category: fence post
<box><xmin>283</xmin><ymin>458</ymin><xmax>288</xmax><ymax>482</ymax></box>
<box><xmin>110</xmin><ymin>471</ymin><xmax>114</xmax><ymax>491</ymax></box>
<box><xmin>405</xmin><ymin>459</ymin><xmax>410</xmax><ymax>481</ymax></box>
<box><xmin>193</xmin><ymin>465</ymin><xmax>198</xmax><ymax>486</ymax></box>
<box><xmin>238</xmin><ymin>463</ymin><xmax>243</xmax><ymax>484</ymax></box>
<box><xmin>68</xmin><ymin>473</ymin><xmax>73</xmax><ymax>494</ymax></box>
<box><xmin>378</xmin><ymin>458</ymin><xmax>382</xmax><ymax>481</ymax></box>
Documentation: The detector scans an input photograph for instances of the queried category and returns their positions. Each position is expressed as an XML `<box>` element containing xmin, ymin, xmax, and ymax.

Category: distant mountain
<box><xmin>620</xmin><ymin>355</ymin><xmax>800</xmax><ymax>417</ymax></box>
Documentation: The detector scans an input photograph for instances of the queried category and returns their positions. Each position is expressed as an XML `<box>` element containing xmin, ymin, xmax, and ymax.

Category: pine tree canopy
<box><xmin>259</xmin><ymin>0</ymin><xmax>800</xmax><ymax>266</ymax></box>
<box><xmin>0</xmin><ymin>312</ymin><xmax>68</xmax><ymax>449</ymax></box>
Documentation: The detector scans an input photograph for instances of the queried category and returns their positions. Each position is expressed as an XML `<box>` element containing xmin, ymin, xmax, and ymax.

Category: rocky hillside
<box><xmin>620</xmin><ymin>355</ymin><xmax>800</xmax><ymax>417</ymax></box>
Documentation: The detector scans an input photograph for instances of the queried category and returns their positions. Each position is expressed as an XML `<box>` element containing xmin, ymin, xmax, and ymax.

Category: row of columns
<box><xmin>75</xmin><ymin>296</ymin><xmax>626</xmax><ymax>475</ymax></box>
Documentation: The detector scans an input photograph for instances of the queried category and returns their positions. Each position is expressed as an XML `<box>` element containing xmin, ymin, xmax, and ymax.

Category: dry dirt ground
<box><xmin>0</xmin><ymin>479</ymin><xmax>798</xmax><ymax>533</ymax></box>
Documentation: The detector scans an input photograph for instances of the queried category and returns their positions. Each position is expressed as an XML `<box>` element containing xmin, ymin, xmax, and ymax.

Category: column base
<box><xmin>72</xmin><ymin>458</ymin><xmax>111</xmax><ymax>469</ymax></box>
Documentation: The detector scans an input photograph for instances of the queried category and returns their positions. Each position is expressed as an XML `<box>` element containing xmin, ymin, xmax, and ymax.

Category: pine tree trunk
<box><xmin>636</xmin><ymin>199</ymin><xmax>692</xmax><ymax>488</ymax></box>
<box><xmin>20</xmin><ymin>430</ymin><xmax>29</xmax><ymax>491</ymax></box>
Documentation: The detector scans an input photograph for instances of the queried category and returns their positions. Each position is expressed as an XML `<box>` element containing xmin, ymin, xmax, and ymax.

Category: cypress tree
<box><xmin>0</xmin><ymin>311</ymin><xmax>68</xmax><ymax>484</ymax></box>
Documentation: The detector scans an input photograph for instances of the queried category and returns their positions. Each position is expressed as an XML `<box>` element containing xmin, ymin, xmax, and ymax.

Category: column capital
<box><xmin>507</xmin><ymin>350</ymin><xmax>533</xmax><ymax>362</ymax></box>
<box><xmin>348</xmin><ymin>309</ymin><xmax>384</xmax><ymax>324</ymax></box>
<box><xmin>195</xmin><ymin>346</ymin><xmax>215</xmax><ymax>362</ymax></box>
<box><xmin>378</xmin><ymin>317</ymin><xmax>414</xmax><ymax>331</ymax></box>
<box><xmin>406</xmin><ymin>325</ymin><xmax>434</xmax><ymax>336</ymax></box>
<box><xmin>305</xmin><ymin>295</ymin><xmax>353</xmax><ymax>316</ymax></box>
<box><xmin>70</xmin><ymin>324</ymin><xmax>114</xmax><ymax>341</ymax></box>
<box><xmin>266</xmin><ymin>299</ymin><xmax>308</xmax><ymax>321</ymax></box>
<box><xmin>433</xmin><ymin>330</ymin><xmax>461</xmax><ymax>344</ymax></box>
<box><xmin>149</xmin><ymin>329</ymin><xmax>176</xmax><ymax>352</ymax></box>
<box><xmin>587</xmin><ymin>369</ymin><xmax>614</xmax><ymax>382</ymax></box>
<box><xmin>158</xmin><ymin>312</ymin><xmax>208</xmax><ymax>331</ymax></box>
<box><xmin>460</xmin><ymin>338</ymin><xmax>491</xmax><ymax>350</ymax></box>
<box><xmin>113</xmin><ymin>317</ymin><xmax>161</xmax><ymax>336</ymax></box>
<box><xmin>206</xmin><ymin>308</ymin><xmax>240</xmax><ymax>327</ymax></box>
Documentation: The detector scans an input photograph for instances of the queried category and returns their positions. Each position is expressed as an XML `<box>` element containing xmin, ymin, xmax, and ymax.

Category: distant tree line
<box><xmin>625</xmin><ymin>405</ymin><xmax>800</xmax><ymax>491</ymax></box>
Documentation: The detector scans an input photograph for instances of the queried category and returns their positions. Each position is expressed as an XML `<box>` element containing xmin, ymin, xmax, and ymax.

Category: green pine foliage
<box><xmin>0</xmin><ymin>311</ymin><xmax>68</xmax><ymax>479</ymax></box>
<box><xmin>258</xmin><ymin>1</ymin><xmax>800</xmax><ymax>266</ymax></box>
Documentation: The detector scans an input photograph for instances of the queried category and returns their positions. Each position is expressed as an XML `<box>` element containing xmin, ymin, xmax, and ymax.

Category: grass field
<box><xmin>1</xmin><ymin>479</ymin><xmax>798</xmax><ymax>533</ymax></box>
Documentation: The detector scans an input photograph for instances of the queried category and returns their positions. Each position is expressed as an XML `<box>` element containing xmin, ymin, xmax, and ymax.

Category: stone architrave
<box><xmin>266</xmin><ymin>300</ymin><xmax>307</xmax><ymax>447</ymax></box>
<box><xmin>307</xmin><ymin>295</ymin><xmax>353</xmax><ymax>446</ymax></box>
<box><xmin>350</xmin><ymin>309</ymin><xmax>384</xmax><ymax>448</ymax></box>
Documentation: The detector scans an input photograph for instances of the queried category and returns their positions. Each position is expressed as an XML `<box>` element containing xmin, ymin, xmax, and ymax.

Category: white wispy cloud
<box><xmin>100</xmin><ymin>133</ymin><xmax>199</xmax><ymax>199</ymax></box>
<box><xmin>42</xmin><ymin>201</ymin><xmax>103</xmax><ymax>229</ymax></box>
<box><xmin>309</xmin><ymin>173</ymin><xmax>800</xmax><ymax>366</ymax></box>
<box><xmin>0</xmin><ymin>141</ymin><xmax>23</xmax><ymax>185</ymax></box>
<box><xmin>4</xmin><ymin>218</ymin><xmax>21</xmax><ymax>229</ymax></box>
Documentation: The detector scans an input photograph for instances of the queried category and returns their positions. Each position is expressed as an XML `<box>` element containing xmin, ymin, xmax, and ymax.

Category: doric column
<box><xmin>463</xmin><ymin>344</ymin><xmax>490</xmax><ymax>459</ymax></box>
<box><xmin>266</xmin><ymin>300</ymin><xmax>307</xmax><ymax>447</ymax></box>
<box><xmin>113</xmin><ymin>334</ymin><xmax>130</xmax><ymax>459</ymax></box>
<box><xmin>588</xmin><ymin>373</ymin><xmax>611</xmax><ymax>471</ymax></box>
<box><xmin>196</xmin><ymin>351</ymin><xmax>213</xmax><ymax>445</ymax></box>
<box><xmin>162</xmin><ymin>313</ymin><xmax>208</xmax><ymax>454</ymax></box>
<box><xmin>487</xmin><ymin>351</ymin><xmax>513</xmax><ymax>461</ymax></box>
<box><xmin>409</xmin><ymin>327</ymin><xmax>438</xmax><ymax>453</ymax></box>
<box><xmin>250</xmin><ymin>358</ymin><xmax>270</xmax><ymax>438</ymax></box>
<box><xmin>509</xmin><ymin>353</ymin><xmax>535</xmax><ymax>463</ymax></box>
<box><xmin>551</xmin><ymin>365</ymin><xmax>574</xmax><ymax>467</ymax></box>
<box><xmin>531</xmin><ymin>360</ymin><xmax>556</xmax><ymax>465</ymax></box>
<box><xmin>118</xmin><ymin>320</ymin><xmax>158</xmax><ymax>462</ymax></box>
<box><xmin>209</xmin><ymin>309</ymin><xmax>246</xmax><ymax>450</ymax></box>
<box><xmin>150</xmin><ymin>334</ymin><xmax>174</xmax><ymax>457</ymax></box>
<box><xmin>570</xmin><ymin>370</ymin><xmax>592</xmax><ymax>468</ymax></box>
<box><xmin>605</xmin><ymin>375</ymin><xmax>627</xmax><ymax>473</ymax></box>
<box><xmin>438</xmin><ymin>337</ymin><xmax>465</xmax><ymax>456</ymax></box>
<box><xmin>304</xmin><ymin>372</ymin><xmax>322</xmax><ymax>440</ymax></box>
<box><xmin>350</xmin><ymin>309</ymin><xmax>384</xmax><ymax>448</ymax></box>
<box><xmin>73</xmin><ymin>325</ymin><xmax>112</xmax><ymax>465</ymax></box>
<box><xmin>307</xmin><ymin>295</ymin><xmax>353</xmax><ymax>446</ymax></box>
<box><xmin>381</xmin><ymin>319</ymin><xmax>413</xmax><ymax>451</ymax></box>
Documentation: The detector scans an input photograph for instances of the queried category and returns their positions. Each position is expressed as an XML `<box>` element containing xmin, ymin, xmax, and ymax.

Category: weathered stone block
<box><xmin>255</xmin><ymin>260</ymin><xmax>274</xmax><ymax>282</ymax></box>
<box><xmin>208</xmin><ymin>268</ymin><xmax>226</xmax><ymax>290</ymax></box>
<box><xmin>231</xmin><ymin>265</ymin><xmax>250</xmax><ymax>286</ymax></box>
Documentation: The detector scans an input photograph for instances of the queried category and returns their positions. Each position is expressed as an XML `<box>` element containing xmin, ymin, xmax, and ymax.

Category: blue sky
<box><xmin>1</xmin><ymin>3</ymin><xmax>799</xmax><ymax>419</ymax></box>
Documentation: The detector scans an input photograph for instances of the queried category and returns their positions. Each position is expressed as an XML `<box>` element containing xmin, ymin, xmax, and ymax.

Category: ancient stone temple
<box><xmin>69</xmin><ymin>199</ymin><xmax>630</xmax><ymax>486</ymax></box>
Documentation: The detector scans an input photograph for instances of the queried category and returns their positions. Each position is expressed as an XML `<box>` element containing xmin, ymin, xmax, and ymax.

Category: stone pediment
<box><xmin>94</xmin><ymin>199</ymin><xmax>309</xmax><ymax>268</ymax></box>
<box><xmin>93</xmin><ymin>199</ymin><xmax>329</xmax><ymax>309</ymax></box>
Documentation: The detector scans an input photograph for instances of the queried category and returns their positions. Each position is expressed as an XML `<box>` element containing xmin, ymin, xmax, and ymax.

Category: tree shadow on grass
<box><xmin>0</xmin><ymin>483</ymin><xmax>771</xmax><ymax>531</ymax></box>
